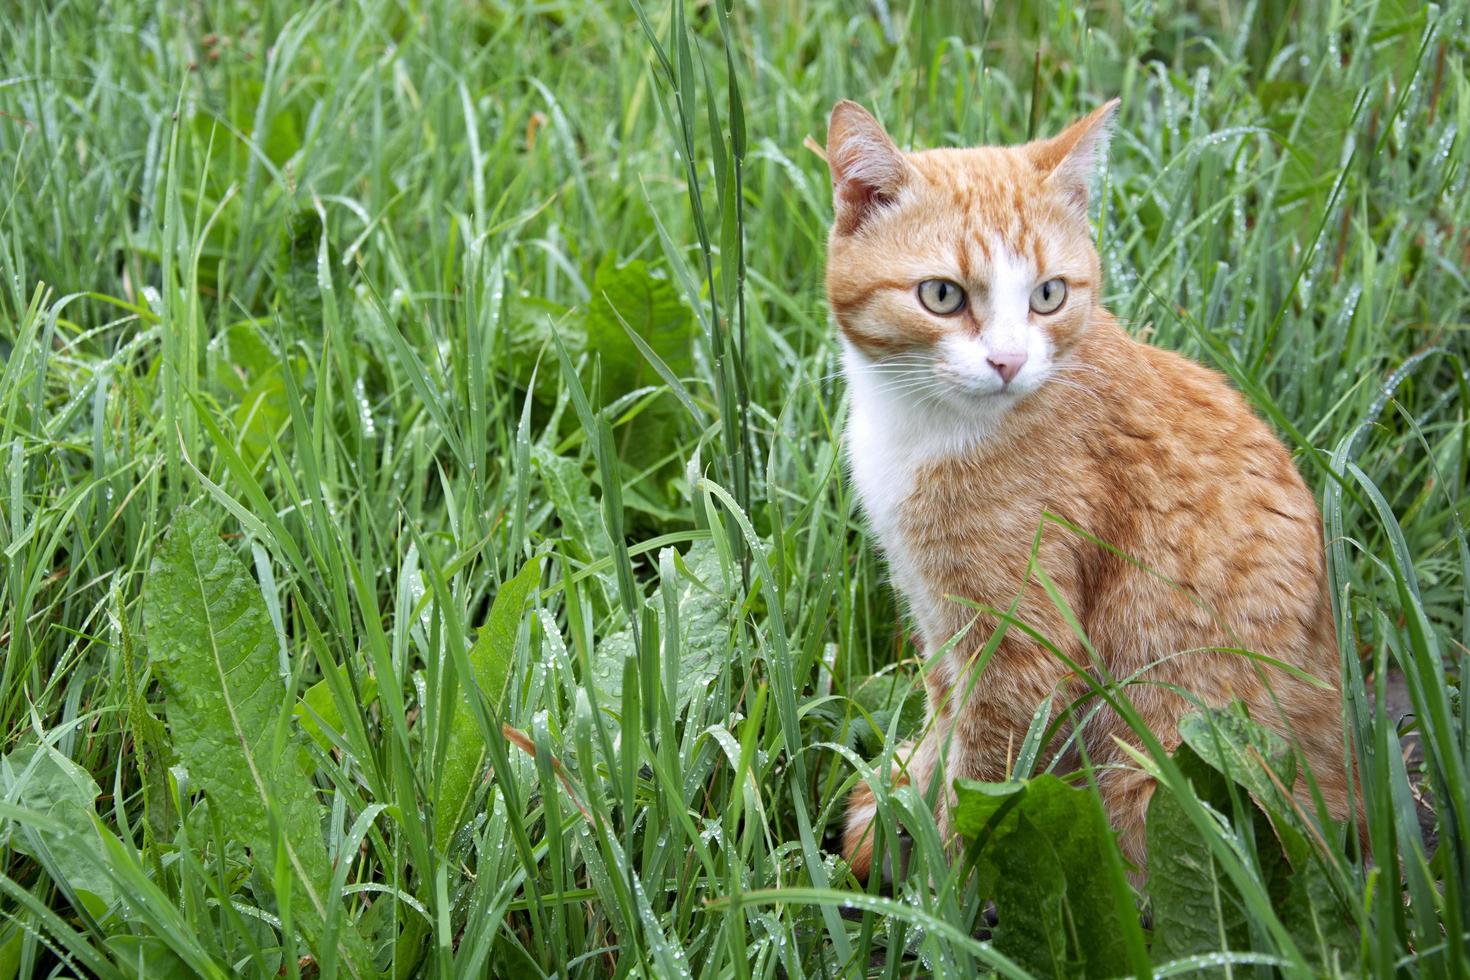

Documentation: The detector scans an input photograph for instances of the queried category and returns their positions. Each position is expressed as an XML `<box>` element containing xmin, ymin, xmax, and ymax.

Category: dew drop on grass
<box><xmin>1433</xmin><ymin>126</ymin><xmax>1456</xmax><ymax>164</ymax></box>
<box><xmin>1337</xmin><ymin>283</ymin><xmax>1362</xmax><ymax>330</ymax></box>
<box><xmin>353</xmin><ymin>376</ymin><xmax>375</xmax><ymax>437</ymax></box>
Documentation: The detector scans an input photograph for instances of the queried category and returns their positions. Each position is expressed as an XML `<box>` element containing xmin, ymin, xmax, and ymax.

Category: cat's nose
<box><xmin>986</xmin><ymin>352</ymin><xmax>1027</xmax><ymax>385</ymax></box>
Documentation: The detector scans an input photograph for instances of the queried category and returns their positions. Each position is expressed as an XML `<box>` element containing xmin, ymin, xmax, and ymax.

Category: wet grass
<box><xmin>0</xmin><ymin>0</ymin><xmax>1466</xmax><ymax>976</ymax></box>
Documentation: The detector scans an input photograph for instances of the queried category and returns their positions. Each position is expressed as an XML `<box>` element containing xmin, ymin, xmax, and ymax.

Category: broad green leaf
<box><xmin>295</xmin><ymin>665</ymin><xmax>379</xmax><ymax>756</ymax></box>
<box><xmin>1185</xmin><ymin>704</ymin><xmax>1354</xmax><ymax>968</ymax></box>
<box><xmin>1001</xmin><ymin>777</ymin><xmax>1134</xmax><ymax>977</ymax></box>
<box><xmin>583</xmin><ymin>257</ymin><xmax>696</xmax><ymax>490</ymax></box>
<box><xmin>145</xmin><ymin>506</ymin><xmax>367</xmax><ymax>974</ymax></box>
<box><xmin>847</xmin><ymin>671</ymin><xmax>925</xmax><ymax>757</ymax></box>
<box><xmin>952</xmin><ymin>778</ymin><xmax>1028</xmax><ymax>842</ymax></box>
<box><xmin>436</xmin><ymin>556</ymin><xmax>541</xmax><ymax>848</ymax></box>
<box><xmin>532</xmin><ymin>446</ymin><xmax>614</xmax><ymax>615</ymax></box>
<box><xmin>508</xmin><ymin>291</ymin><xmax>579</xmax><ymax>389</ymax></box>
<box><xmin>1275</xmin><ymin>821</ymin><xmax>1356</xmax><ymax>968</ymax></box>
<box><xmin>209</xmin><ymin>320</ymin><xmax>281</xmax><ymax>398</ymax></box>
<box><xmin>955</xmin><ymin>774</ymin><xmax>1133</xmax><ymax>977</ymax></box>
<box><xmin>987</xmin><ymin>812</ymin><xmax>1072</xmax><ymax>977</ymax></box>
<box><xmin>1179</xmin><ymin>709</ymin><xmax>1353</xmax><ymax>965</ymax></box>
<box><xmin>1149</xmin><ymin>731</ymin><xmax>1353</xmax><ymax>973</ymax></box>
<box><xmin>279</xmin><ymin>208</ymin><xmax>325</xmax><ymax>331</ymax></box>
<box><xmin>591</xmin><ymin>541</ymin><xmax>732</xmax><ymax>716</ymax></box>
<box><xmin>532</xmin><ymin>446</ymin><xmax>606</xmax><ymax>563</ymax></box>
<box><xmin>584</xmin><ymin>257</ymin><xmax>695</xmax><ymax>394</ymax></box>
<box><xmin>0</xmin><ymin>743</ymin><xmax>114</xmax><ymax>918</ymax></box>
<box><xmin>1179</xmin><ymin>704</ymin><xmax>1296</xmax><ymax>811</ymax></box>
<box><xmin>231</xmin><ymin>371</ymin><xmax>291</xmax><ymax>464</ymax></box>
<box><xmin>1146</xmin><ymin>742</ymin><xmax>1260</xmax><ymax>967</ymax></box>
<box><xmin>104</xmin><ymin>935</ymin><xmax>200</xmax><ymax>980</ymax></box>
<box><xmin>208</xmin><ymin>320</ymin><xmax>293</xmax><ymax>465</ymax></box>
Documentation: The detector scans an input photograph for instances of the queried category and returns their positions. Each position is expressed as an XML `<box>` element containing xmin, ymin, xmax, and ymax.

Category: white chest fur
<box><xmin>841</xmin><ymin>340</ymin><xmax>1008</xmax><ymax>648</ymax></box>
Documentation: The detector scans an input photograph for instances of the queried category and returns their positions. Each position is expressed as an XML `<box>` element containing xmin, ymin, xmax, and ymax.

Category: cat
<box><xmin>825</xmin><ymin>98</ymin><xmax>1350</xmax><ymax>879</ymax></box>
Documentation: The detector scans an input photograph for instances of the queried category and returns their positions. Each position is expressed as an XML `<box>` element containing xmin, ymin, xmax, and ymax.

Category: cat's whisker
<box><xmin>869</xmin><ymin>362</ymin><xmax>938</xmax><ymax>375</ymax></box>
<box><xmin>1045</xmin><ymin>376</ymin><xmax>1101</xmax><ymax>396</ymax></box>
<box><xmin>818</xmin><ymin>353</ymin><xmax>937</xmax><ymax>386</ymax></box>
<box><xmin>873</xmin><ymin>385</ymin><xmax>948</xmax><ymax>405</ymax></box>
<box><xmin>866</xmin><ymin>365</ymin><xmax>936</xmax><ymax>381</ymax></box>
<box><xmin>873</xmin><ymin>358</ymin><xmax>938</xmax><ymax>369</ymax></box>
<box><xmin>873</xmin><ymin>376</ymin><xmax>949</xmax><ymax>397</ymax></box>
<box><xmin>1048</xmin><ymin>367</ymin><xmax>1107</xmax><ymax>392</ymax></box>
<box><xmin>1054</xmin><ymin>359</ymin><xmax>1106</xmax><ymax>378</ymax></box>
<box><xmin>864</xmin><ymin>363</ymin><xmax>933</xmax><ymax>375</ymax></box>
<box><xmin>1050</xmin><ymin>372</ymin><xmax>1104</xmax><ymax>390</ymax></box>
<box><xmin>873</xmin><ymin>383</ymin><xmax>945</xmax><ymax>400</ymax></box>
<box><xmin>867</xmin><ymin>369</ymin><xmax>936</xmax><ymax>381</ymax></box>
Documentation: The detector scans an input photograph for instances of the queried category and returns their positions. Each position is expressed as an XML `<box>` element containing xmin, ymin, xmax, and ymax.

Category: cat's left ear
<box><xmin>1030</xmin><ymin>98</ymin><xmax>1120</xmax><ymax>210</ymax></box>
<box><xmin>827</xmin><ymin>100</ymin><xmax>912</xmax><ymax>235</ymax></box>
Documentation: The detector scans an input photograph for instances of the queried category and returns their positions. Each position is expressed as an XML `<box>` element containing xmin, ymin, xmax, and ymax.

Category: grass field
<box><xmin>1</xmin><ymin>0</ymin><xmax>1468</xmax><ymax>976</ymax></box>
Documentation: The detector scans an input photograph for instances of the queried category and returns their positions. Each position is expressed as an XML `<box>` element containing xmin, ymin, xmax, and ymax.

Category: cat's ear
<box><xmin>1030</xmin><ymin>98</ymin><xmax>1120</xmax><ymax>210</ymax></box>
<box><xmin>827</xmin><ymin>100</ymin><xmax>910</xmax><ymax>235</ymax></box>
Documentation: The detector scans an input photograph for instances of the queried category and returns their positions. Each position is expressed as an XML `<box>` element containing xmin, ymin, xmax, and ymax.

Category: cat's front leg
<box><xmin>841</xmin><ymin>698</ymin><xmax>955</xmax><ymax>880</ymax></box>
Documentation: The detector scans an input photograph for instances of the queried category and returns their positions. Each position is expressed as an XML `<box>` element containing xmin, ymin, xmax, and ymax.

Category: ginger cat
<box><xmin>826</xmin><ymin>98</ymin><xmax>1350</xmax><ymax>878</ymax></box>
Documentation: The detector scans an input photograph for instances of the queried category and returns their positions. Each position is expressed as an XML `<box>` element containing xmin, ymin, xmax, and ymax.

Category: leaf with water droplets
<box><xmin>955</xmin><ymin>773</ymin><xmax>1135</xmax><ymax>977</ymax></box>
<box><xmin>1146</xmin><ymin>742</ymin><xmax>1262</xmax><ymax>968</ymax></box>
<box><xmin>145</xmin><ymin>506</ymin><xmax>369</xmax><ymax>974</ymax></box>
<box><xmin>436</xmin><ymin>556</ymin><xmax>541</xmax><ymax>848</ymax></box>
<box><xmin>0</xmin><ymin>743</ymin><xmax>114</xmax><ymax>918</ymax></box>
<box><xmin>591</xmin><ymin>541</ymin><xmax>731</xmax><ymax>716</ymax></box>
<box><xmin>1178</xmin><ymin>703</ymin><xmax>1296</xmax><ymax>812</ymax></box>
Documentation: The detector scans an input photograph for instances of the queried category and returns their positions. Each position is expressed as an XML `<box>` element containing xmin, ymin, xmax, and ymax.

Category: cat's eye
<box><xmin>1030</xmin><ymin>278</ymin><xmax>1067</xmax><ymax>315</ymax></box>
<box><xmin>917</xmin><ymin>279</ymin><xmax>966</xmax><ymax>315</ymax></box>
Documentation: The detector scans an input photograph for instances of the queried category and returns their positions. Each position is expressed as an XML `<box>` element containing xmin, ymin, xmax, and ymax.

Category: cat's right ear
<box><xmin>1030</xmin><ymin>98</ymin><xmax>1120</xmax><ymax>211</ymax></box>
<box><xmin>827</xmin><ymin>101</ymin><xmax>910</xmax><ymax>235</ymax></box>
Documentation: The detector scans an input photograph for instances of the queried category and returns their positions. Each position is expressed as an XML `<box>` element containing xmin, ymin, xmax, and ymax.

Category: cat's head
<box><xmin>825</xmin><ymin>99</ymin><xmax>1118</xmax><ymax>409</ymax></box>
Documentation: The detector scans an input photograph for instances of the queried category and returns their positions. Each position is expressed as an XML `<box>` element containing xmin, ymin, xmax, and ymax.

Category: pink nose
<box><xmin>987</xmin><ymin>352</ymin><xmax>1027</xmax><ymax>385</ymax></box>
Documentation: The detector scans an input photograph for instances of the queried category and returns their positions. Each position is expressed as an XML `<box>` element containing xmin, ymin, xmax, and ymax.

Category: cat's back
<box><xmin>1092</xmin><ymin>330</ymin><xmax>1321</xmax><ymax>565</ymax></box>
<box><xmin>1080</xmin><ymin>328</ymin><xmax>1332</xmax><ymax>667</ymax></box>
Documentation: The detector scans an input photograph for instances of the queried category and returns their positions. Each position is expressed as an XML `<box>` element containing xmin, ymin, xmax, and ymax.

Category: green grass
<box><xmin>0</xmin><ymin>0</ymin><xmax>1466</xmax><ymax>976</ymax></box>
